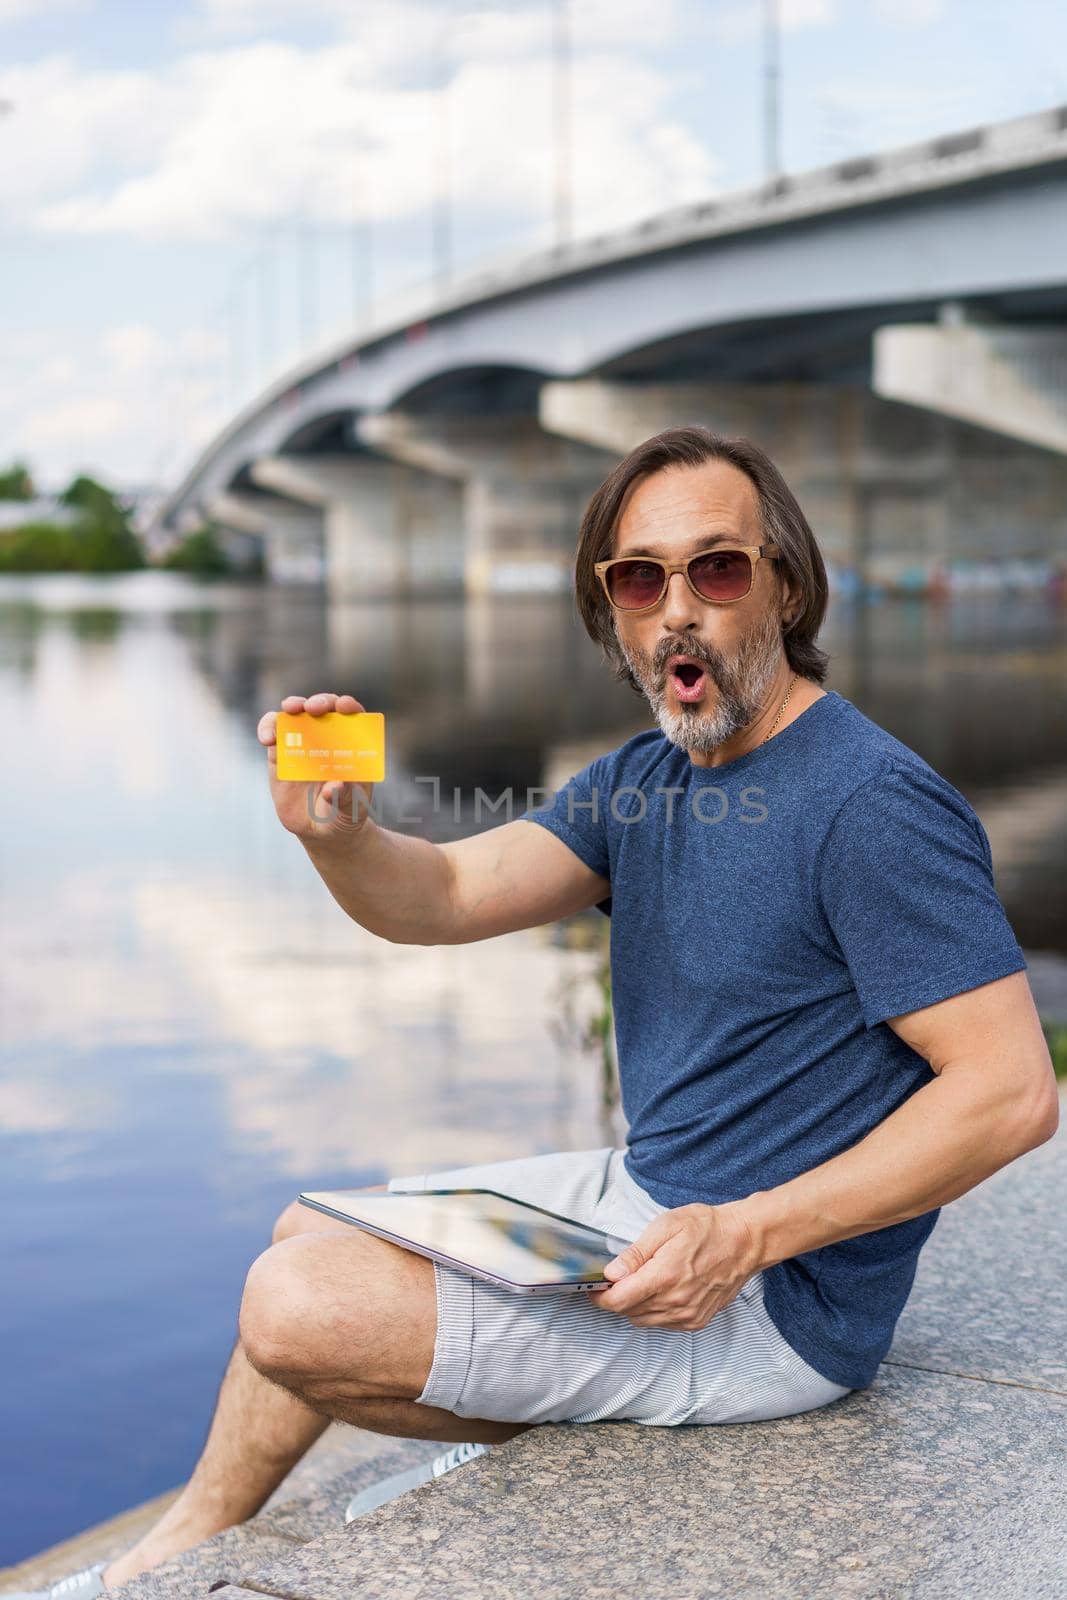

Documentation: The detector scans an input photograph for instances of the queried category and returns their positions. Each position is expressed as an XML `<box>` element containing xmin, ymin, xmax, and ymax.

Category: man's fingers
<box><xmin>595</xmin><ymin>1258</ymin><xmax>668</xmax><ymax>1314</ymax></box>
<box><xmin>595</xmin><ymin>1218</ymin><xmax>685</xmax><ymax>1310</ymax></box>
<box><xmin>303</xmin><ymin>692</ymin><xmax>339</xmax><ymax>714</ymax></box>
<box><xmin>303</xmin><ymin>691</ymin><xmax>365</xmax><ymax>716</ymax></box>
<box><xmin>259</xmin><ymin>691</ymin><xmax>365</xmax><ymax>752</ymax></box>
<box><xmin>603</xmin><ymin>1217</ymin><xmax>675</xmax><ymax>1280</ymax></box>
<box><xmin>271</xmin><ymin>691</ymin><xmax>364</xmax><ymax>725</ymax></box>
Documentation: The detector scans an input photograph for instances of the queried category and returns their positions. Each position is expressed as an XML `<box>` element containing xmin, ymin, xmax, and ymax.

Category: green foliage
<box><xmin>60</xmin><ymin>473</ymin><xmax>126</xmax><ymax>528</ymax></box>
<box><xmin>160</xmin><ymin>523</ymin><xmax>236</xmax><ymax>577</ymax></box>
<box><xmin>77</xmin><ymin>517</ymin><xmax>146</xmax><ymax>572</ymax></box>
<box><xmin>0</xmin><ymin>461</ymin><xmax>35</xmax><ymax>500</ymax></box>
<box><xmin>0</xmin><ymin>522</ymin><xmax>81</xmax><ymax>572</ymax></box>
<box><xmin>58</xmin><ymin>474</ymin><xmax>145</xmax><ymax>571</ymax></box>
<box><xmin>0</xmin><ymin>467</ymin><xmax>146</xmax><ymax>572</ymax></box>
<box><xmin>548</xmin><ymin>915</ymin><xmax>620</xmax><ymax>1128</ymax></box>
<box><xmin>0</xmin><ymin>460</ymin><xmax>257</xmax><ymax>579</ymax></box>
<box><xmin>1042</xmin><ymin>1020</ymin><xmax>1067</xmax><ymax>1081</ymax></box>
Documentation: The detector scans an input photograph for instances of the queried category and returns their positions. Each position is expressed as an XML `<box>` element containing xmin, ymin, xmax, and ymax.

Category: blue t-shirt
<box><xmin>518</xmin><ymin>689</ymin><xmax>1027</xmax><ymax>1391</ymax></box>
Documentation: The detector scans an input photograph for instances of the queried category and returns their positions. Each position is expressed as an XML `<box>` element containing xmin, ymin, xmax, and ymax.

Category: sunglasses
<box><xmin>594</xmin><ymin>543</ymin><xmax>781</xmax><ymax>612</ymax></box>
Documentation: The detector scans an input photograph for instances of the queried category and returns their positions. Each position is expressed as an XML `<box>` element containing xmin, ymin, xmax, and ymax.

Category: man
<box><xmin>32</xmin><ymin>427</ymin><xmax>1058</xmax><ymax>1595</ymax></box>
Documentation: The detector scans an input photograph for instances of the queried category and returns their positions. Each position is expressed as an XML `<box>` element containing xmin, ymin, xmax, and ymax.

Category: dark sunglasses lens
<box><xmin>689</xmin><ymin>550</ymin><xmax>752</xmax><ymax>601</ymax></box>
<box><xmin>607</xmin><ymin>560</ymin><xmax>665</xmax><ymax>608</ymax></box>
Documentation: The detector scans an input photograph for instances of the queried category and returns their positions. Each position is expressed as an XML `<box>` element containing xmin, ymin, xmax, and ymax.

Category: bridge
<box><xmin>156</xmin><ymin>102</ymin><xmax>1067</xmax><ymax>597</ymax></box>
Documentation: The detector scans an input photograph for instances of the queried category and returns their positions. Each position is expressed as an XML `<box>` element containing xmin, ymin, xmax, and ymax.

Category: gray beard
<box><xmin>616</xmin><ymin>606</ymin><xmax>787</xmax><ymax>757</ymax></box>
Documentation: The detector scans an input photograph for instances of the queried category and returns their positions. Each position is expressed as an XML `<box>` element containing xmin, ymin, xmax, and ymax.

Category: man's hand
<box><xmin>258</xmin><ymin>691</ymin><xmax>374</xmax><ymax>845</ymax></box>
<box><xmin>592</xmin><ymin>1202</ymin><xmax>761</xmax><ymax>1331</ymax></box>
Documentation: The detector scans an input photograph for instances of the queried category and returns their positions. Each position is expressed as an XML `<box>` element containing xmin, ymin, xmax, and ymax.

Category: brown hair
<box><xmin>573</xmin><ymin>426</ymin><xmax>830</xmax><ymax>693</ymax></box>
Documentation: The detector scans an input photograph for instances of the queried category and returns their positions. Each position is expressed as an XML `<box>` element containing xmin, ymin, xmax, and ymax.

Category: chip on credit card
<box><xmin>275</xmin><ymin>711</ymin><xmax>386</xmax><ymax>783</ymax></box>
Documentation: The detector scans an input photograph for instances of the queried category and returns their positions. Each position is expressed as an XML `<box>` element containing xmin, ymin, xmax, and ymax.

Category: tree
<box><xmin>59</xmin><ymin>473</ymin><xmax>145</xmax><ymax>571</ymax></box>
<box><xmin>0</xmin><ymin>522</ymin><xmax>79</xmax><ymax>572</ymax></box>
<box><xmin>0</xmin><ymin>461</ymin><xmax>35</xmax><ymax>501</ymax></box>
<box><xmin>160</xmin><ymin>523</ymin><xmax>236</xmax><ymax>576</ymax></box>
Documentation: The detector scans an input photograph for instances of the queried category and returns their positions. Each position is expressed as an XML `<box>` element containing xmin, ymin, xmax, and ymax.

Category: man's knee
<box><xmin>242</xmin><ymin>1213</ymin><xmax>398</xmax><ymax>1384</ymax></box>
<box><xmin>240</xmin><ymin>1237</ymin><xmax>324</xmax><ymax>1382</ymax></box>
<box><xmin>271</xmin><ymin>1184</ymin><xmax>388</xmax><ymax>1245</ymax></box>
<box><xmin>240</xmin><ymin>1225</ymin><xmax>438</xmax><ymax>1400</ymax></box>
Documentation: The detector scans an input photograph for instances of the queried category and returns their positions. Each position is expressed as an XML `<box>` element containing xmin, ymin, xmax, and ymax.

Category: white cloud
<box><xmin>0</xmin><ymin>54</ymin><xmax>175</xmax><ymax>221</ymax></box>
<box><xmin>100</xmin><ymin>322</ymin><xmax>171</xmax><ymax>376</ymax></box>
<box><xmin>0</xmin><ymin>10</ymin><xmax>720</xmax><ymax>484</ymax></box>
<box><xmin>183</xmin><ymin>0</ymin><xmax>684</xmax><ymax>53</ymax></box>
<box><xmin>17</xmin><ymin>393</ymin><xmax>128</xmax><ymax>451</ymax></box>
<box><xmin>2</xmin><ymin>0</ymin><xmax>962</xmax><ymax>489</ymax></box>
<box><xmin>708</xmin><ymin>0</ymin><xmax>837</xmax><ymax>44</ymax></box>
<box><xmin>872</xmin><ymin>0</ymin><xmax>946</xmax><ymax>22</ymax></box>
<box><xmin>0</xmin><ymin>1077</ymin><xmax>113</xmax><ymax>1136</ymax></box>
<box><xmin>814</xmin><ymin>80</ymin><xmax>974</xmax><ymax>158</ymax></box>
<box><xmin>182</xmin><ymin>0</ymin><xmax>428</xmax><ymax>46</ymax></box>
<box><xmin>1</xmin><ymin>321</ymin><xmax>226</xmax><ymax>487</ymax></box>
<box><xmin>0</xmin><ymin>0</ymin><xmax>85</xmax><ymax>20</ymax></box>
<box><xmin>4</xmin><ymin>27</ymin><xmax>713</xmax><ymax>245</ymax></box>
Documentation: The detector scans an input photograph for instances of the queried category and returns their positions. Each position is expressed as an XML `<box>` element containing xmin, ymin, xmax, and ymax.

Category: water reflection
<box><xmin>0</xmin><ymin>568</ymin><xmax>1065</xmax><ymax>1564</ymax></box>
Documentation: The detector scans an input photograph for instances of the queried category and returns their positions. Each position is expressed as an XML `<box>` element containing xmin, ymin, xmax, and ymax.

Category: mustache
<box><xmin>656</xmin><ymin>648</ymin><xmax>722</xmax><ymax>678</ymax></box>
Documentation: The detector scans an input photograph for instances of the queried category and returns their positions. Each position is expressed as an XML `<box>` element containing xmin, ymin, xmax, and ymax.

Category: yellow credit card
<box><xmin>275</xmin><ymin>711</ymin><xmax>386</xmax><ymax>782</ymax></box>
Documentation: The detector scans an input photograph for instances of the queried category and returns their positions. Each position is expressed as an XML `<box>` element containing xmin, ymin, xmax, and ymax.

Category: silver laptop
<box><xmin>298</xmin><ymin>1186</ymin><xmax>632</xmax><ymax>1294</ymax></box>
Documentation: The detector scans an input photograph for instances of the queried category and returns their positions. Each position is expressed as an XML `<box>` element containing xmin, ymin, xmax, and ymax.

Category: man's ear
<box><xmin>780</xmin><ymin>573</ymin><xmax>801</xmax><ymax>628</ymax></box>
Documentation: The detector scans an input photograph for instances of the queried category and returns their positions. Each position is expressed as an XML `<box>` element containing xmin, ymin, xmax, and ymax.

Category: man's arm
<box><xmin>304</xmin><ymin>817</ymin><xmax>610</xmax><ymax>945</ymax></box>
<box><xmin>727</xmin><ymin>969</ymin><xmax>1060</xmax><ymax>1272</ymax></box>
<box><xmin>261</xmin><ymin>691</ymin><xmax>610</xmax><ymax>944</ymax></box>
<box><xmin>594</xmin><ymin>969</ymin><xmax>1059</xmax><ymax>1329</ymax></box>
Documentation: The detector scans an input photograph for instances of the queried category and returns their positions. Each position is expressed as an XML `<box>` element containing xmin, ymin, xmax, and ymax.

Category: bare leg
<box><xmin>102</xmin><ymin>1190</ymin><xmax>528</xmax><ymax>1591</ymax></box>
<box><xmin>101</xmin><ymin>1339</ymin><xmax>330</xmax><ymax>1588</ymax></box>
<box><xmin>277</xmin><ymin>1388</ymin><xmax>534</xmax><ymax>1444</ymax></box>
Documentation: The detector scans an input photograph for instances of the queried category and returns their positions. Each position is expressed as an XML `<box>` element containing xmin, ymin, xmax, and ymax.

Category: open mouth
<box><xmin>668</xmin><ymin>662</ymin><xmax>708</xmax><ymax>702</ymax></box>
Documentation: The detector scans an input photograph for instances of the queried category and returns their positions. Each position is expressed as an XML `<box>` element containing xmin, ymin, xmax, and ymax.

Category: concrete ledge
<box><xmin>225</xmin><ymin>1364</ymin><xmax>1066</xmax><ymax>1599</ymax></box>
<box><xmin>0</xmin><ymin>1433</ymin><xmax>443</xmax><ymax>1598</ymax></box>
<box><xmin>5</xmin><ymin>1100</ymin><xmax>1063</xmax><ymax>1598</ymax></box>
<box><xmin>181</xmin><ymin>1097</ymin><xmax>1067</xmax><ymax>1597</ymax></box>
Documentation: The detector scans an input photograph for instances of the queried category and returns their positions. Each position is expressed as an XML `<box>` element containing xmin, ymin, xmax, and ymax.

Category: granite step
<box><xmin>109</xmin><ymin>1434</ymin><xmax>445</xmax><ymax>1600</ymax></box>
<box><xmin>212</xmin><ymin>1362</ymin><xmax>1067</xmax><ymax>1600</ymax></box>
<box><xmin>139</xmin><ymin>1100</ymin><xmax>1067</xmax><ymax>1599</ymax></box>
<box><xmin>7</xmin><ymin>1097</ymin><xmax>1063</xmax><ymax>1599</ymax></box>
<box><xmin>0</xmin><ymin>1432</ymin><xmax>444</xmax><ymax>1599</ymax></box>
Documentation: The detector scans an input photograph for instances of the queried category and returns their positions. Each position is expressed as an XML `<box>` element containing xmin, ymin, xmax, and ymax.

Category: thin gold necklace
<box><xmin>759</xmin><ymin>672</ymin><xmax>797</xmax><ymax>746</ymax></box>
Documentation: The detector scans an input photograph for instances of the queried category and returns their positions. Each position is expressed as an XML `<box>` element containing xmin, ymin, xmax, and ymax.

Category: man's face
<box><xmin>608</xmin><ymin>459</ymin><xmax>790</xmax><ymax>758</ymax></box>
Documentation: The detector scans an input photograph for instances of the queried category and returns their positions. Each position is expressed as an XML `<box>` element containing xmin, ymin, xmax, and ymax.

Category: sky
<box><xmin>2</xmin><ymin>0</ymin><xmax>1066</xmax><ymax>492</ymax></box>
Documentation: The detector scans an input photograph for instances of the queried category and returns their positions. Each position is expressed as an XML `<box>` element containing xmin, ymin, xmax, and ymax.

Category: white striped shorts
<box><xmin>387</xmin><ymin>1145</ymin><xmax>852</xmax><ymax>1427</ymax></box>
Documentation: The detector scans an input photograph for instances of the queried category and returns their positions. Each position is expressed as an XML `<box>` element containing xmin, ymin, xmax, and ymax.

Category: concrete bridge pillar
<box><xmin>873</xmin><ymin>312</ymin><xmax>1067</xmax><ymax>456</ymax></box>
<box><xmin>541</xmin><ymin>377</ymin><xmax>1067</xmax><ymax>593</ymax></box>
<box><xmin>207</xmin><ymin>490</ymin><xmax>324</xmax><ymax>583</ymax></box>
<box><xmin>249</xmin><ymin>453</ymin><xmax>463</xmax><ymax>601</ymax></box>
<box><xmin>356</xmin><ymin>413</ymin><xmax>620</xmax><ymax>597</ymax></box>
<box><xmin>540</xmin><ymin>377</ymin><xmax>922</xmax><ymax>583</ymax></box>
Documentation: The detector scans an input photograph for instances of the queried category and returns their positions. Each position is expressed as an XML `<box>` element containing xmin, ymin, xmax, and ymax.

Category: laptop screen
<box><xmin>298</xmin><ymin>1188</ymin><xmax>629</xmax><ymax>1286</ymax></box>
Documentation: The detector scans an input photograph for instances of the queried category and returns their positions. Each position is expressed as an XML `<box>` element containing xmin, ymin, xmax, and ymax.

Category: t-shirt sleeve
<box><xmin>517</xmin><ymin>754</ymin><xmax>613</xmax><ymax>917</ymax></box>
<box><xmin>816</xmin><ymin>761</ymin><xmax>1027</xmax><ymax>1029</ymax></box>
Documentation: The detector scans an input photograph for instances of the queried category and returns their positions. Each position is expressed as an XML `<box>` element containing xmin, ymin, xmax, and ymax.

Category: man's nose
<box><xmin>660</xmin><ymin>569</ymin><xmax>704</xmax><ymax>630</ymax></box>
